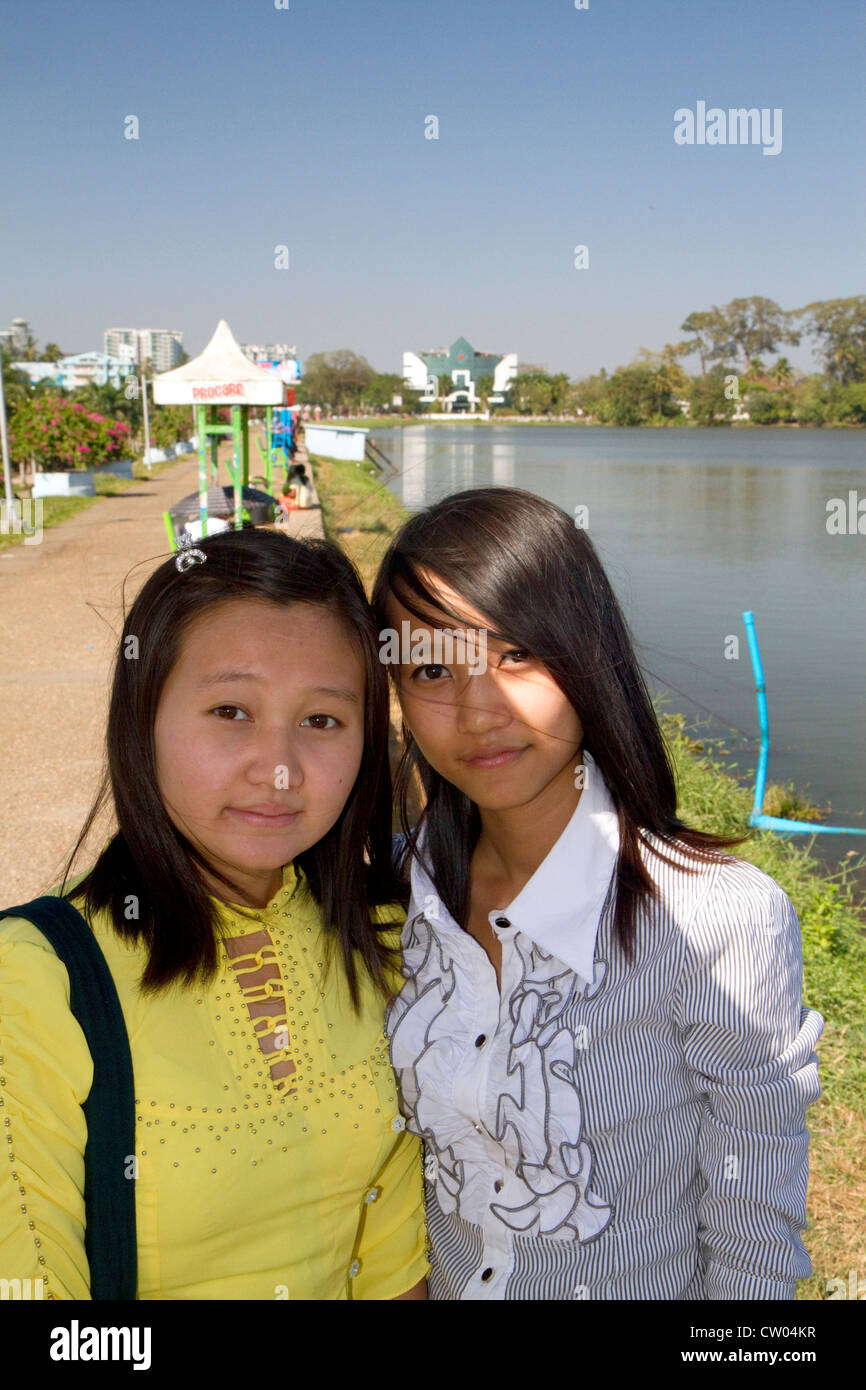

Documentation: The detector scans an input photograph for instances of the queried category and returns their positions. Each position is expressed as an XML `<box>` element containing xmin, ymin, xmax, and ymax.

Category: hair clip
<box><xmin>174</xmin><ymin>531</ymin><xmax>208</xmax><ymax>572</ymax></box>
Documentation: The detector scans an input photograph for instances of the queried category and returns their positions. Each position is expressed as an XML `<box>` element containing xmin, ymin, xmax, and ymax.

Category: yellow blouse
<box><xmin>0</xmin><ymin>864</ymin><xmax>428</xmax><ymax>1300</ymax></box>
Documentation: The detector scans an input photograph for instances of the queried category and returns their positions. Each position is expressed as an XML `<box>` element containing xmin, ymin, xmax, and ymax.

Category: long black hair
<box><xmin>371</xmin><ymin>486</ymin><xmax>746</xmax><ymax>962</ymax></box>
<box><xmin>62</xmin><ymin>528</ymin><xmax>404</xmax><ymax>1005</ymax></box>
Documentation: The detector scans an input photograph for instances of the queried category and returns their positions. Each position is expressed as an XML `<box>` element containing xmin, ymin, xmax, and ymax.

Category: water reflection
<box><xmin>378</xmin><ymin>424</ymin><xmax>865</xmax><ymax>841</ymax></box>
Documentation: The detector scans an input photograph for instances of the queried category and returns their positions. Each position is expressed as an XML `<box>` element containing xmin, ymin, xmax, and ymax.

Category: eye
<box><xmin>500</xmin><ymin>649</ymin><xmax>532</xmax><ymax>665</ymax></box>
<box><xmin>300</xmin><ymin>713</ymin><xmax>341</xmax><ymax>730</ymax></box>
<box><xmin>212</xmin><ymin>705</ymin><xmax>250</xmax><ymax>721</ymax></box>
<box><xmin>410</xmin><ymin>664</ymin><xmax>450</xmax><ymax>683</ymax></box>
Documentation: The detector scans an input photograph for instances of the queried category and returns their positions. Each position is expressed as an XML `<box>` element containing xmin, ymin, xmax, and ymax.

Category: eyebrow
<box><xmin>197</xmin><ymin>671</ymin><xmax>360</xmax><ymax>703</ymax></box>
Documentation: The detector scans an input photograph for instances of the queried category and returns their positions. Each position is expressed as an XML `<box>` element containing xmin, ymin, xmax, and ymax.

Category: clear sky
<box><xmin>2</xmin><ymin>0</ymin><xmax>863</xmax><ymax>377</ymax></box>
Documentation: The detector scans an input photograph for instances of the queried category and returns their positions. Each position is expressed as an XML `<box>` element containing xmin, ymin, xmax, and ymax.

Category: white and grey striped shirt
<box><xmin>386</xmin><ymin>751</ymin><xmax>824</xmax><ymax>1300</ymax></box>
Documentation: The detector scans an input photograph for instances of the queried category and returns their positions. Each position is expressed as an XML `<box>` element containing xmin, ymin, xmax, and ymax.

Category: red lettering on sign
<box><xmin>191</xmin><ymin>383</ymin><xmax>246</xmax><ymax>401</ymax></box>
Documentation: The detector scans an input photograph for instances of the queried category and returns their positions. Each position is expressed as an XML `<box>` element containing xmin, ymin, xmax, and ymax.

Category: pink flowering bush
<box><xmin>8</xmin><ymin>395</ymin><xmax>132</xmax><ymax>469</ymax></box>
<box><xmin>149</xmin><ymin>405</ymin><xmax>197</xmax><ymax>449</ymax></box>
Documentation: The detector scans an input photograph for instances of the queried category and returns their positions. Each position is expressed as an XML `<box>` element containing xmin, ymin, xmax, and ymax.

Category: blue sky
<box><xmin>2</xmin><ymin>0</ymin><xmax>863</xmax><ymax>377</ymax></box>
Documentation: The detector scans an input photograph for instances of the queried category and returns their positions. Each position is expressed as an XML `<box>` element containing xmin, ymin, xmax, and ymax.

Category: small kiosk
<box><xmin>153</xmin><ymin>319</ymin><xmax>287</xmax><ymax>543</ymax></box>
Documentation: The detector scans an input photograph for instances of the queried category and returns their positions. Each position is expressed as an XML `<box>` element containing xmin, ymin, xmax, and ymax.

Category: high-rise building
<box><xmin>103</xmin><ymin>328</ymin><xmax>184</xmax><ymax>371</ymax></box>
<box><xmin>240</xmin><ymin>342</ymin><xmax>297</xmax><ymax>364</ymax></box>
<box><xmin>0</xmin><ymin>317</ymin><xmax>31</xmax><ymax>352</ymax></box>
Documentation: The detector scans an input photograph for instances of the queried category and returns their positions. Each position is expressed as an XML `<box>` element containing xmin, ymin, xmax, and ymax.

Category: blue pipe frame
<box><xmin>742</xmin><ymin>610</ymin><xmax>866</xmax><ymax>836</ymax></box>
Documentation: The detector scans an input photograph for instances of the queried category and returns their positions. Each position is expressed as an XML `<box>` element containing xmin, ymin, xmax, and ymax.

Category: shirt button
<box><xmin>494</xmin><ymin>1180</ymin><xmax>503</xmax><ymax>1193</ymax></box>
<box><xmin>390</xmin><ymin>1116</ymin><xmax>406</xmax><ymax>1132</ymax></box>
<box><xmin>349</xmin><ymin>1260</ymin><xmax>360</xmax><ymax>1278</ymax></box>
<box><xmin>365</xmin><ymin>1187</ymin><xmax>379</xmax><ymax>1204</ymax></box>
<box><xmin>474</xmin><ymin>1034</ymin><xmax>487</xmax><ymax>1048</ymax></box>
<box><xmin>481</xmin><ymin>1267</ymin><xmax>494</xmax><ymax>1282</ymax></box>
<box><xmin>494</xmin><ymin>916</ymin><xmax>511</xmax><ymax>929</ymax></box>
<box><xmin>473</xmin><ymin>1123</ymin><xmax>483</xmax><ymax>1135</ymax></box>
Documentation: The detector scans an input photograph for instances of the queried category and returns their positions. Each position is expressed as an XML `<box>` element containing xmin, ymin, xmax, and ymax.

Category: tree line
<box><xmin>296</xmin><ymin>295</ymin><xmax>866</xmax><ymax>426</ymax></box>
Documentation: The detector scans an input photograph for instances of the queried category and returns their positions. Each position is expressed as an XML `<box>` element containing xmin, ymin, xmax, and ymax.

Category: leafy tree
<box><xmin>723</xmin><ymin>296</ymin><xmax>800</xmax><ymax>371</ymax></box>
<box><xmin>150</xmin><ymin>405</ymin><xmax>196</xmax><ymax>448</ymax></box>
<box><xmin>568</xmin><ymin>373</ymin><xmax>609</xmax><ymax>419</ymax></box>
<box><xmin>507</xmin><ymin>371</ymin><xmax>571</xmax><ymax>415</ymax></box>
<box><xmin>791</xmin><ymin>375</ymin><xmax>829</xmax><ymax>426</ymax></box>
<box><xmin>680</xmin><ymin>308</ymin><xmax>734</xmax><ymax>375</ymax></box>
<box><xmin>794</xmin><ymin>296</ymin><xmax>866</xmax><ymax>384</ymax></box>
<box><xmin>295</xmin><ymin>350</ymin><xmax>376</xmax><ymax>410</ymax></box>
<box><xmin>689</xmin><ymin>367</ymin><xmax>736</xmax><ymax>426</ymax></box>
<box><xmin>42</xmin><ymin>342</ymin><xmax>64</xmax><ymax>362</ymax></box>
<box><xmin>508</xmin><ymin>372</ymin><xmax>550</xmax><ymax>414</ymax></box>
<box><xmin>827</xmin><ymin>382</ymin><xmax>866</xmax><ymax>424</ymax></box>
<box><xmin>746</xmin><ymin>389</ymin><xmax>782</xmax><ymax>424</ymax></box>
<box><xmin>359</xmin><ymin>373</ymin><xmax>405</xmax><ymax>412</ymax></box>
<box><xmin>604</xmin><ymin>365</ymin><xmax>680</xmax><ymax>426</ymax></box>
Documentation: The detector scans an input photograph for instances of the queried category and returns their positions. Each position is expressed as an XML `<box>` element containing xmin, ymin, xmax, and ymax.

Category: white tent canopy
<box><xmin>152</xmin><ymin>319</ymin><xmax>285</xmax><ymax>406</ymax></box>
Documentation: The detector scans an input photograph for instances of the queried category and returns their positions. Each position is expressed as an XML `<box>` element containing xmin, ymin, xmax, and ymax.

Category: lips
<box><xmin>226</xmin><ymin>805</ymin><xmax>302</xmax><ymax>825</ymax></box>
<box><xmin>462</xmin><ymin>746</ymin><xmax>528</xmax><ymax>769</ymax></box>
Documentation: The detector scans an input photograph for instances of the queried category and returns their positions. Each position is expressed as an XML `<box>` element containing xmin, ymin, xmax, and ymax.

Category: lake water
<box><xmin>370</xmin><ymin>423</ymin><xmax>866</xmax><ymax>862</ymax></box>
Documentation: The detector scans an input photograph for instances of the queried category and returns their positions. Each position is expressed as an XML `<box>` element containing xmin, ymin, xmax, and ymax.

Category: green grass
<box><xmin>308</xmin><ymin>450</ymin><xmax>410</xmax><ymax>590</ymax></box>
<box><xmin>313</xmin><ymin>455</ymin><xmax>866</xmax><ymax>1303</ymax></box>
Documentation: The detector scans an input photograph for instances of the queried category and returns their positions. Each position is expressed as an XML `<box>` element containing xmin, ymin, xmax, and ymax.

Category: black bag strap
<box><xmin>0</xmin><ymin>895</ymin><xmax>137</xmax><ymax>1300</ymax></box>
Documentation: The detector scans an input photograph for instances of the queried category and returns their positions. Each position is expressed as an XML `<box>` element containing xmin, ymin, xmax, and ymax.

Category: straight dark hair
<box><xmin>371</xmin><ymin>486</ymin><xmax>747</xmax><ymax>963</ymax></box>
<box><xmin>62</xmin><ymin>528</ymin><xmax>405</xmax><ymax>1006</ymax></box>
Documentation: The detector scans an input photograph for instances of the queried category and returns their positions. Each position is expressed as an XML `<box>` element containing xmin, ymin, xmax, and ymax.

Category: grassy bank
<box><xmin>313</xmin><ymin>450</ymin><xmax>866</xmax><ymax>1303</ymax></box>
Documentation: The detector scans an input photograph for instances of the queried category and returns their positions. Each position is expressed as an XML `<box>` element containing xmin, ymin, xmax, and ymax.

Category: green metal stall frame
<box><xmin>163</xmin><ymin>404</ymin><xmax>281</xmax><ymax>551</ymax></box>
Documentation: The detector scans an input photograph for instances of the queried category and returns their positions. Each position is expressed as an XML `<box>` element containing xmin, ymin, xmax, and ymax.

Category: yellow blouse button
<box><xmin>390</xmin><ymin>1116</ymin><xmax>406</xmax><ymax>1133</ymax></box>
<box><xmin>349</xmin><ymin>1260</ymin><xmax>360</xmax><ymax>1278</ymax></box>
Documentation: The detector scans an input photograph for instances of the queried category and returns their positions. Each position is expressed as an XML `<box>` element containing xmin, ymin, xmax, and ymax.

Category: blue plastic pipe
<box><xmin>742</xmin><ymin>610</ymin><xmax>866</xmax><ymax>836</ymax></box>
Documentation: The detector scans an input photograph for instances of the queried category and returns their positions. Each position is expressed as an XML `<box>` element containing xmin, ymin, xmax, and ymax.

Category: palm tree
<box><xmin>769</xmin><ymin>356</ymin><xmax>793</xmax><ymax>387</ymax></box>
<box><xmin>745</xmin><ymin>356</ymin><xmax>767</xmax><ymax>383</ymax></box>
<box><xmin>437</xmin><ymin>370</ymin><xmax>453</xmax><ymax>411</ymax></box>
<box><xmin>475</xmin><ymin>373</ymin><xmax>496</xmax><ymax>413</ymax></box>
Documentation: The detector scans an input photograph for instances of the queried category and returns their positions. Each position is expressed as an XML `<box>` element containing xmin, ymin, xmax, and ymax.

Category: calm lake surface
<box><xmin>371</xmin><ymin>424</ymin><xmax>866</xmax><ymax>861</ymax></box>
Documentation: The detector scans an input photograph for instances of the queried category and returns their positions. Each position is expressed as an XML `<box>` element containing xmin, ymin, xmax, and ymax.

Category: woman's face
<box><xmin>384</xmin><ymin>575</ymin><xmax>583</xmax><ymax>816</ymax></box>
<box><xmin>154</xmin><ymin>598</ymin><xmax>366</xmax><ymax>907</ymax></box>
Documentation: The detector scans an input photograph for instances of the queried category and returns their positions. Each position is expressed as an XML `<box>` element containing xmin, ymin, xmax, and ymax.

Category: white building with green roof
<box><xmin>403</xmin><ymin>336</ymin><xmax>517</xmax><ymax>411</ymax></box>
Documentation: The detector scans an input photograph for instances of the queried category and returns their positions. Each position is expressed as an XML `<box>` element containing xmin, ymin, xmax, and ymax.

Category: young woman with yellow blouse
<box><xmin>0</xmin><ymin>530</ymin><xmax>428</xmax><ymax>1300</ymax></box>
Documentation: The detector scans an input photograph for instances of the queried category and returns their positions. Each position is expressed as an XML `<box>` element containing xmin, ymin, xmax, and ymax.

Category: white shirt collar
<box><xmin>410</xmin><ymin>749</ymin><xmax>620</xmax><ymax>985</ymax></box>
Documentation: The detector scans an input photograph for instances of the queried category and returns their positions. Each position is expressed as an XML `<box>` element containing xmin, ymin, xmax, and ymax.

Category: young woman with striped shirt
<box><xmin>372</xmin><ymin>486</ymin><xmax>823</xmax><ymax>1301</ymax></box>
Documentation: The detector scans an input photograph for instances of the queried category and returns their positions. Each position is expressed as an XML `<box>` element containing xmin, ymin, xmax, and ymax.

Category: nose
<box><xmin>246</xmin><ymin>725</ymin><xmax>304</xmax><ymax>792</ymax></box>
<box><xmin>454</xmin><ymin>671</ymin><xmax>512</xmax><ymax>736</ymax></box>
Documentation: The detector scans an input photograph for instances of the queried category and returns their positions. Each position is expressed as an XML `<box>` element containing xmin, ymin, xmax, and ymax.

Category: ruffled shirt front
<box><xmin>386</xmin><ymin>751</ymin><xmax>824</xmax><ymax>1300</ymax></box>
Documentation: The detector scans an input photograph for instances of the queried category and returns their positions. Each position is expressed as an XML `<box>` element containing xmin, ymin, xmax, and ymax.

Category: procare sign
<box><xmin>190</xmin><ymin>383</ymin><xmax>247</xmax><ymax>401</ymax></box>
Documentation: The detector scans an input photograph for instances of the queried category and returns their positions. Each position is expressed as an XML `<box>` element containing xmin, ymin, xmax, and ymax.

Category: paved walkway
<box><xmin>0</xmin><ymin>433</ymin><xmax>324</xmax><ymax>905</ymax></box>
